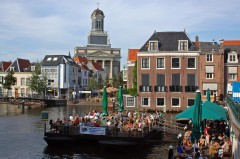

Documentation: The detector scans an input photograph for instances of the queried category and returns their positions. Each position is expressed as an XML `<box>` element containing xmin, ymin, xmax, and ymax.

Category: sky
<box><xmin>1</xmin><ymin>0</ymin><xmax>240</xmax><ymax>69</ymax></box>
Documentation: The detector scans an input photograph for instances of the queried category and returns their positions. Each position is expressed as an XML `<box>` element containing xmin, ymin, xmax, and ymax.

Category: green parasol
<box><xmin>102</xmin><ymin>86</ymin><xmax>108</xmax><ymax>116</ymax></box>
<box><xmin>118</xmin><ymin>86</ymin><xmax>124</xmax><ymax>112</ymax></box>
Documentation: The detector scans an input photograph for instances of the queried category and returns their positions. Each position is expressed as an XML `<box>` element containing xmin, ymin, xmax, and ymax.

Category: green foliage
<box><xmin>104</xmin><ymin>75</ymin><xmax>110</xmax><ymax>87</ymax></box>
<box><xmin>131</xmin><ymin>60</ymin><xmax>138</xmax><ymax>96</ymax></box>
<box><xmin>97</xmin><ymin>74</ymin><xmax>103</xmax><ymax>89</ymax></box>
<box><xmin>117</xmin><ymin>73</ymin><xmax>123</xmax><ymax>87</ymax></box>
<box><xmin>3</xmin><ymin>70</ymin><xmax>16</xmax><ymax>90</ymax></box>
<box><xmin>89</xmin><ymin>77</ymin><xmax>97</xmax><ymax>91</ymax></box>
<box><xmin>29</xmin><ymin>64</ymin><xmax>47</xmax><ymax>95</ymax></box>
<box><xmin>112</xmin><ymin>74</ymin><xmax>117</xmax><ymax>88</ymax></box>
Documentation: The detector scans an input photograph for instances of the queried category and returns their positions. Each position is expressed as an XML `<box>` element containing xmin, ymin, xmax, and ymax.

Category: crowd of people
<box><xmin>176</xmin><ymin>120</ymin><xmax>231</xmax><ymax>159</ymax></box>
<box><xmin>48</xmin><ymin>109</ymin><xmax>165</xmax><ymax>136</ymax></box>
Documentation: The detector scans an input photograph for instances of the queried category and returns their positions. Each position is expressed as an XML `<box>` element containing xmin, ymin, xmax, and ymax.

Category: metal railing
<box><xmin>226</xmin><ymin>95</ymin><xmax>240</xmax><ymax>123</ymax></box>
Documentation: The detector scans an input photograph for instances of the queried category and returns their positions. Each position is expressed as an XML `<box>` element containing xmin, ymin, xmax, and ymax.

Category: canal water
<box><xmin>0</xmin><ymin>103</ymin><xmax>178</xmax><ymax>159</ymax></box>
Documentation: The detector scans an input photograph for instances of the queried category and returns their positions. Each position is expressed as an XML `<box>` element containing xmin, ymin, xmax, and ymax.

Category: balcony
<box><xmin>185</xmin><ymin>86</ymin><xmax>198</xmax><ymax>92</ymax></box>
<box><xmin>154</xmin><ymin>85</ymin><xmax>167</xmax><ymax>92</ymax></box>
<box><xmin>139</xmin><ymin>85</ymin><xmax>152</xmax><ymax>92</ymax></box>
<box><xmin>169</xmin><ymin>85</ymin><xmax>183</xmax><ymax>92</ymax></box>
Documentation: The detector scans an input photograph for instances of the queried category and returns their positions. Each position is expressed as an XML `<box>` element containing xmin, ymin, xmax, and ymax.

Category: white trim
<box><xmin>187</xmin><ymin>57</ymin><xmax>196</xmax><ymax>69</ymax></box>
<box><xmin>125</xmin><ymin>96</ymin><xmax>135</xmax><ymax>107</ymax></box>
<box><xmin>171</xmin><ymin>97</ymin><xmax>181</xmax><ymax>107</ymax></box>
<box><xmin>137</xmin><ymin>52</ymin><xmax>200</xmax><ymax>56</ymax></box>
<box><xmin>141</xmin><ymin>58</ymin><xmax>150</xmax><ymax>69</ymax></box>
<box><xmin>156</xmin><ymin>57</ymin><xmax>165</xmax><ymax>69</ymax></box>
<box><xmin>171</xmin><ymin>57</ymin><xmax>181</xmax><ymax>69</ymax></box>
<box><xmin>156</xmin><ymin>97</ymin><xmax>165</xmax><ymax>107</ymax></box>
<box><xmin>141</xmin><ymin>97</ymin><xmax>150</xmax><ymax>107</ymax></box>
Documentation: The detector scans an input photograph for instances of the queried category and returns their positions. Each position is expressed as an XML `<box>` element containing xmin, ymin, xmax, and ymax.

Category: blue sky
<box><xmin>0</xmin><ymin>0</ymin><xmax>240</xmax><ymax>68</ymax></box>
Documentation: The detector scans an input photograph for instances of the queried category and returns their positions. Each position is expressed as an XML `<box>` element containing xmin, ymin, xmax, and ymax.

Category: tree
<box><xmin>117</xmin><ymin>73</ymin><xmax>123</xmax><ymax>87</ymax></box>
<box><xmin>104</xmin><ymin>75</ymin><xmax>110</xmax><ymax>87</ymax></box>
<box><xmin>29</xmin><ymin>64</ymin><xmax>47</xmax><ymax>98</ymax></box>
<box><xmin>128</xmin><ymin>60</ymin><xmax>138</xmax><ymax>96</ymax></box>
<box><xmin>88</xmin><ymin>77</ymin><xmax>97</xmax><ymax>97</ymax></box>
<box><xmin>112</xmin><ymin>74</ymin><xmax>117</xmax><ymax>88</ymax></box>
<box><xmin>3</xmin><ymin>70</ymin><xmax>16</xmax><ymax>97</ymax></box>
<box><xmin>97</xmin><ymin>74</ymin><xmax>103</xmax><ymax>89</ymax></box>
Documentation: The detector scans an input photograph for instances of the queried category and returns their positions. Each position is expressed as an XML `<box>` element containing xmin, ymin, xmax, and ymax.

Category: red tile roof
<box><xmin>74</xmin><ymin>56</ymin><xmax>88</xmax><ymax>65</ymax></box>
<box><xmin>92</xmin><ymin>61</ymin><xmax>104</xmax><ymax>71</ymax></box>
<box><xmin>3</xmin><ymin>61</ymin><xmax>12</xmax><ymax>71</ymax></box>
<box><xmin>223</xmin><ymin>40</ymin><xmax>240</xmax><ymax>45</ymax></box>
<box><xmin>128</xmin><ymin>49</ymin><xmax>139</xmax><ymax>62</ymax></box>
<box><xmin>18</xmin><ymin>58</ymin><xmax>31</xmax><ymax>72</ymax></box>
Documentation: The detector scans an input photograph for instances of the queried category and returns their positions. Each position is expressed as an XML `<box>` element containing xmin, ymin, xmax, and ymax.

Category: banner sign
<box><xmin>80</xmin><ymin>126</ymin><xmax>106</xmax><ymax>135</ymax></box>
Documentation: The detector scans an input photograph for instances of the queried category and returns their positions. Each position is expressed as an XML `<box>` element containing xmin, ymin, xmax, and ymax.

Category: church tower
<box><xmin>88</xmin><ymin>8</ymin><xmax>109</xmax><ymax>46</ymax></box>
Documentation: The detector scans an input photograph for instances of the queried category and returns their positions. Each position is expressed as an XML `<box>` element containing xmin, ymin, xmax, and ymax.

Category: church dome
<box><xmin>91</xmin><ymin>8</ymin><xmax>104</xmax><ymax>17</ymax></box>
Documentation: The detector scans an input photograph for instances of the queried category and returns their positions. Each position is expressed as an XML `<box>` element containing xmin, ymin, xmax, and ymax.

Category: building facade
<box><xmin>136</xmin><ymin>31</ymin><xmax>200</xmax><ymax>111</ymax></box>
<box><xmin>74</xmin><ymin>7</ymin><xmax>121</xmax><ymax>80</ymax></box>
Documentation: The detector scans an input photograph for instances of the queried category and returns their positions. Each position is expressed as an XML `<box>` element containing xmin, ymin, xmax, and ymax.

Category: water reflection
<box><xmin>0</xmin><ymin>103</ymin><xmax>178</xmax><ymax>158</ymax></box>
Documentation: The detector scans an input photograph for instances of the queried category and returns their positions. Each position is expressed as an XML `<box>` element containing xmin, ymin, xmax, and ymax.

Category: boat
<box><xmin>43</xmin><ymin>123</ymin><xmax>160</xmax><ymax>148</ymax></box>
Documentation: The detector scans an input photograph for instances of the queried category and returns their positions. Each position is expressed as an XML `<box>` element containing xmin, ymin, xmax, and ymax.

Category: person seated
<box><xmin>192</xmin><ymin>141</ymin><xmax>200</xmax><ymax>158</ymax></box>
<box><xmin>176</xmin><ymin>143</ymin><xmax>185</xmax><ymax>158</ymax></box>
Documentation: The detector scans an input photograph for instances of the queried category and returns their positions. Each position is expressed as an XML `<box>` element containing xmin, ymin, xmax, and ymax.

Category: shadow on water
<box><xmin>43</xmin><ymin>143</ymin><xmax>154</xmax><ymax>159</ymax></box>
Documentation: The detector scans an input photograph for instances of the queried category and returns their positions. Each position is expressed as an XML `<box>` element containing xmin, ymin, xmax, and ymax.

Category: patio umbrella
<box><xmin>191</xmin><ymin>90</ymin><xmax>202</xmax><ymax>143</ymax></box>
<box><xmin>175</xmin><ymin>102</ymin><xmax>227</xmax><ymax>121</ymax></box>
<box><xmin>102</xmin><ymin>86</ymin><xmax>108</xmax><ymax>116</ymax></box>
<box><xmin>118</xmin><ymin>86</ymin><xmax>124</xmax><ymax>112</ymax></box>
<box><xmin>206</xmin><ymin>88</ymin><xmax>211</xmax><ymax>101</ymax></box>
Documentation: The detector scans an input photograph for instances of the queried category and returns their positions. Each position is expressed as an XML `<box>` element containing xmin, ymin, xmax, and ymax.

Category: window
<box><xmin>188</xmin><ymin>99</ymin><xmax>195</xmax><ymax>106</ymax></box>
<box><xmin>187</xmin><ymin>58</ymin><xmax>195</xmax><ymax>68</ymax></box>
<box><xmin>53</xmin><ymin>57</ymin><xmax>58</xmax><ymax>61</ymax></box>
<box><xmin>31</xmin><ymin>66</ymin><xmax>35</xmax><ymax>71</ymax></box>
<box><xmin>206</xmin><ymin>54</ymin><xmax>213</xmax><ymax>62</ymax></box>
<box><xmin>10</xmin><ymin>67</ymin><xmax>14</xmax><ymax>71</ymax></box>
<box><xmin>229</xmin><ymin>74</ymin><xmax>237</xmax><ymax>81</ymax></box>
<box><xmin>26</xmin><ymin>88</ymin><xmax>30</xmax><ymax>97</ymax></box>
<box><xmin>97</xmin><ymin>19</ymin><xmax>102</xmax><ymax>29</ymax></box>
<box><xmin>141</xmin><ymin>97</ymin><xmax>150</xmax><ymax>107</ymax></box>
<box><xmin>203</xmin><ymin>90</ymin><xmax>217</xmax><ymax>96</ymax></box>
<box><xmin>0</xmin><ymin>76</ymin><xmax>3</xmax><ymax>83</ymax></box>
<box><xmin>172</xmin><ymin>74</ymin><xmax>180</xmax><ymax>86</ymax></box>
<box><xmin>229</xmin><ymin>55</ymin><xmax>236</xmax><ymax>62</ymax></box>
<box><xmin>149</xmin><ymin>41</ymin><xmax>158</xmax><ymax>51</ymax></box>
<box><xmin>172</xmin><ymin>98</ymin><xmax>180</xmax><ymax>107</ymax></box>
<box><xmin>20</xmin><ymin>88</ymin><xmax>25</xmax><ymax>97</ymax></box>
<box><xmin>47</xmin><ymin>57</ymin><xmax>52</xmax><ymax>61</ymax></box>
<box><xmin>206</xmin><ymin>73</ymin><xmax>213</xmax><ymax>79</ymax></box>
<box><xmin>157</xmin><ymin>58</ymin><xmax>165</xmax><ymax>68</ymax></box>
<box><xmin>187</xmin><ymin>74</ymin><xmax>195</xmax><ymax>86</ymax></box>
<box><xmin>21</xmin><ymin>78</ymin><xmax>25</xmax><ymax>86</ymax></box>
<box><xmin>141</xmin><ymin>58</ymin><xmax>149</xmax><ymax>68</ymax></box>
<box><xmin>126</xmin><ymin>97</ymin><xmax>134</xmax><ymax>107</ymax></box>
<box><xmin>157</xmin><ymin>98</ymin><xmax>165</xmax><ymax>107</ymax></box>
<box><xmin>171</xmin><ymin>58</ymin><xmax>180</xmax><ymax>68</ymax></box>
<box><xmin>178</xmin><ymin>40</ymin><xmax>188</xmax><ymax>51</ymax></box>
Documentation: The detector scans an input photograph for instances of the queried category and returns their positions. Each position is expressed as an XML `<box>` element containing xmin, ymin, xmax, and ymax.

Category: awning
<box><xmin>203</xmin><ymin>83</ymin><xmax>217</xmax><ymax>90</ymax></box>
<box><xmin>205</xmin><ymin>66</ymin><xmax>214</xmax><ymax>73</ymax></box>
<box><xmin>228</xmin><ymin>67</ymin><xmax>237</xmax><ymax>73</ymax></box>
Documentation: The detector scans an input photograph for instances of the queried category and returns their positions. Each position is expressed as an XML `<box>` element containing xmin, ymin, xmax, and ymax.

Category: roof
<box><xmin>74</xmin><ymin>56</ymin><xmax>88</xmax><ymax>65</ymax></box>
<box><xmin>91</xmin><ymin>8</ymin><xmax>104</xmax><ymax>17</ymax></box>
<box><xmin>128</xmin><ymin>49</ymin><xmax>139</xmax><ymax>62</ymax></box>
<box><xmin>42</xmin><ymin>55</ymin><xmax>78</xmax><ymax>67</ymax></box>
<box><xmin>139</xmin><ymin>31</ymin><xmax>197</xmax><ymax>52</ymax></box>
<box><xmin>223</xmin><ymin>40</ymin><xmax>240</xmax><ymax>45</ymax></box>
<box><xmin>2</xmin><ymin>61</ymin><xmax>12</xmax><ymax>72</ymax></box>
<box><xmin>92</xmin><ymin>61</ymin><xmax>104</xmax><ymax>71</ymax></box>
<box><xmin>6</xmin><ymin>58</ymin><xmax>31</xmax><ymax>72</ymax></box>
<box><xmin>199</xmin><ymin>42</ymin><xmax>220</xmax><ymax>52</ymax></box>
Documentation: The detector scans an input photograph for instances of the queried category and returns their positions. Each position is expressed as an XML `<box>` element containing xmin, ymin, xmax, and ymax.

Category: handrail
<box><xmin>226</xmin><ymin>95</ymin><xmax>240</xmax><ymax>123</ymax></box>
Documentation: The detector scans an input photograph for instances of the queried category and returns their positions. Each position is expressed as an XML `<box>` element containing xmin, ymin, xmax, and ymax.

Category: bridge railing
<box><xmin>226</xmin><ymin>94</ymin><xmax>240</xmax><ymax>123</ymax></box>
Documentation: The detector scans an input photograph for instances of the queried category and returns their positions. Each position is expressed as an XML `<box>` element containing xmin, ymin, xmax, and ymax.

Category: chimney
<box><xmin>212</xmin><ymin>39</ymin><xmax>215</xmax><ymax>45</ymax></box>
<box><xmin>195</xmin><ymin>36</ymin><xmax>199</xmax><ymax>50</ymax></box>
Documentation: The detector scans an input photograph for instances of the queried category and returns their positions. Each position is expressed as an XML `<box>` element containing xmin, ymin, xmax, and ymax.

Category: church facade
<box><xmin>74</xmin><ymin>8</ymin><xmax>121</xmax><ymax>80</ymax></box>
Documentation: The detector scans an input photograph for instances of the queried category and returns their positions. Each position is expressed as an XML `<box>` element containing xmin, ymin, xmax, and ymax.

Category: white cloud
<box><xmin>0</xmin><ymin>0</ymin><xmax>240</xmax><ymax>66</ymax></box>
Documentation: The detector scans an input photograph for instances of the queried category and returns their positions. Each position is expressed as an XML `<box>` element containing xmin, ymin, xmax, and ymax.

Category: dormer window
<box><xmin>47</xmin><ymin>57</ymin><xmax>52</xmax><ymax>61</ymax></box>
<box><xmin>31</xmin><ymin>66</ymin><xmax>35</xmax><ymax>71</ymax></box>
<box><xmin>178</xmin><ymin>40</ymin><xmax>188</xmax><ymax>51</ymax></box>
<box><xmin>228</xmin><ymin>51</ymin><xmax>238</xmax><ymax>63</ymax></box>
<box><xmin>10</xmin><ymin>67</ymin><xmax>14</xmax><ymax>71</ymax></box>
<box><xmin>149</xmin><ymin>41</ymin><xmax>158</xmax><ymax>51</ymax></box>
